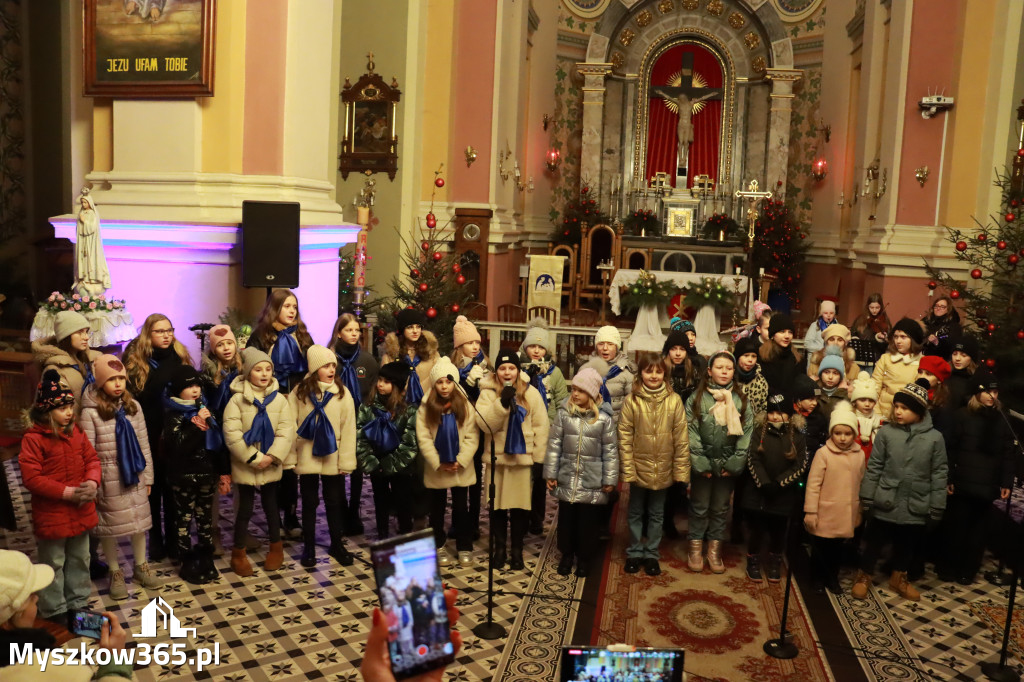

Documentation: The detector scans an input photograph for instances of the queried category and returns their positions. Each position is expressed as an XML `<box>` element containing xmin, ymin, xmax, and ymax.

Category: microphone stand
<box><xmin>763</xmin><ymin>514</ymin><xmax>798</xmax><ymax>659</ymax></box>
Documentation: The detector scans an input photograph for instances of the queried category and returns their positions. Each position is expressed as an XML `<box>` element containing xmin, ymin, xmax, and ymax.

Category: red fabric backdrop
<box><xmin>644</xmin><ymin>44</ymin><xmax>723</xmax><ymax>189</ymax></box>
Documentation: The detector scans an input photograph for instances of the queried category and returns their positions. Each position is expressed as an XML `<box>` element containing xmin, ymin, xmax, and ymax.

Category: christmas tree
<box><xmin>924</xmin><ymin>102</ymin><xmax>1024</xmax><ymax>408</ymax></box>
<box><xmin>554</xmin><ymin>182</ymin><xmax>609</xmax><ymax>244</ymax></box>
<box><xmin>751</xmin><ymin>194</ymin><xmax>810</xmax><ymax>307</ymax></box>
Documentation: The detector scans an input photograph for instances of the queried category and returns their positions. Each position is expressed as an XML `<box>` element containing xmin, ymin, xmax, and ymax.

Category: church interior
<box><xmin>1</xmin><ymin>0</ymin><xmax>1024</xmax><ymax>680</ymax></box>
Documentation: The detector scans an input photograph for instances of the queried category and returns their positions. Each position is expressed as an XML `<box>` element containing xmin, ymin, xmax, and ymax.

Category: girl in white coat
<box><xmin>287</xmin><ymin>345</ymin><xmax>357</xmax><ymax>569</ymax></box>
<box><xmin>416</xmin><ymin>357</ymin><xmax>479</xmax><ymax>567</ymax></box>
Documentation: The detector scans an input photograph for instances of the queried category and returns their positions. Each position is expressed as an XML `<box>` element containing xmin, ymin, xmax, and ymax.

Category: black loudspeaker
<box><xmin>241</xmin><ymin>200</ymin><xmax>300</xmax><ymax>288</ymax></box>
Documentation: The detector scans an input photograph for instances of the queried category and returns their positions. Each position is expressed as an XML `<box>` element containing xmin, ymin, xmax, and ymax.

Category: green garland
<box><xmin>683</xmin><ymin>276</ymin><xmax>736</xmax><ymax>312</ymax></box>
<box><xmin>620</xmin><ymin>270</ymin><xmax>678</xmax><ymax>314</ymax></box>
<box><xmin>623</xmin><ymin>209</ymin><xmax>661</xmax><ymax>237</ymax></box>
<box><xmin>699</xmin><ymin>213</ymin><xmax>742</xmax><ymax>241</ymax></box>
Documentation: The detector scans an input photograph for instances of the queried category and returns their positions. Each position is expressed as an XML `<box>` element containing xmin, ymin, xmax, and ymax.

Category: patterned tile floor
<box><xmin>0</xmin><ymin>460</ymin><xmax>585</xmax><ymax>680</ymax></box>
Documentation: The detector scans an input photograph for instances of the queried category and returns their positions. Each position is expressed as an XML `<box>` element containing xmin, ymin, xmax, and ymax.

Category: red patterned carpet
<box><xmin>591</xmin><ymin>488</ymin><xmax>832</xmax><ymax>682</ymax></box>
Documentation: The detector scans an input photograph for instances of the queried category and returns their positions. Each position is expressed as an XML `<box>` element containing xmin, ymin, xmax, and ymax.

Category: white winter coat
<box><xmin>223</xmin><ymin>376</ymin><xmax>296</xmax><ymax>486</ymax></box>
<box><xmin>416</xmin><ymin>400</ymin><xmax>479</xmax><ymax>490</ymax></box>
<box><xmin>287</xmin><ymin>383</ymin><xmax>357</xmax><ymax>476</ymax></box>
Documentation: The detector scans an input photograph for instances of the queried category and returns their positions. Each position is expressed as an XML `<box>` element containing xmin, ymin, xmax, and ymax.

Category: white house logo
<box><xmin>136</xmin><ymin>597</ymin><xmax>196</xmax><ymax>639</ymax></box>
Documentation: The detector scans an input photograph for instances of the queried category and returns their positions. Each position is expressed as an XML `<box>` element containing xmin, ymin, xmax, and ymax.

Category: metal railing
<box><xmin>476</xmin><ymin>322</ymin><xmax>632</xmax><ymax>377</ymax></box>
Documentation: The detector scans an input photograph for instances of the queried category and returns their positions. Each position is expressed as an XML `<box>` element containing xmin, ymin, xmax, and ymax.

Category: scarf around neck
<box><xmin>164</xmin><ymin>394</ymin><xmax>225</xmax><ymax>451</ymax></box>
<box><xmin>363</xmin><ymin>405</ymin><xmax>400</xmax><ymax>453</ymax></box>
<box><xmin>528</xmin><ymin>362</ymin><xmax>555</xmax><ymax>408</ymax></box>
<box><xmin>296</xmin><ymin>384</ymin><xmax>338</xmax><ymax>457</ymax></box>
<box><xmin>242</xmin><ymin>389</ymin><xmax>279</xmax><ymax>453</ymax></box>
<box><xmin>435</xmin><ymin>411</ymin><xmax>460</xmax><ymax>464</ymax></box>
<box><xmin>335</xmin><ymin>344</ymin><xmax>363</xmax><ymax>409</ymax></box>
<box><xmin>457</xmin><ymin>352</ymin><xmax>485</xmax><ymax>401</ymax></box>
<box><xmin>114</xmin><ymin>406</ymin><xmax>147</xmax><ymax>486</ymax></box>
<box><xmin>270</xmin><ymin>326</ymin><xmax>305</xmax><ymax>388</ymax></box>
<box><xmin>708</xmin><ymin>385</ymin><xmax>744</xmax><ymax>436</ymax></box>
<box><xmin>404</xmin><ymin>355</ymin><xmax>424</xmax><ymax>405</ymax></box>
<box><xmin>503</xmin><ymin>402</ymin><xmax>528</xmax><ymax>455</ymax></box>
<box><xmin>209</xmin><ymin>369</ymin><xmax>238</xmax><ymax>413</ymax></box>
<box><xmin>599</xmin><ymin>364</ymin><xmax>623</xmax><ymax>404</ymax></box>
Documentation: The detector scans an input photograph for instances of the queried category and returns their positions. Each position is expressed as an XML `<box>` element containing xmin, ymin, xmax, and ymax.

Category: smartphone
<box><xmin>68</xmin><ymin>609</ymin><xmax>107</xmax><ymax>640</ymax></box>
<box><xmin>559</xmin><ymin>645</ymin><xmax>685</xmax><ymax>682</ymax></box>
<box><xmin>369</xmin><ymin>529</ymin><xmax>456</xmax><ymax>680</ymax></box>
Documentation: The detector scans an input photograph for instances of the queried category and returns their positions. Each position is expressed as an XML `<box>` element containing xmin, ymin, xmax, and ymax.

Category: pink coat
<box><xmin>803</xmin><ymin>439</ymin><xmax>866</xmax><ymax>538</ymax></box>
<box><xmin>78</xmin><ymin>386</ymin><xmax>154</xmax><ymax>538</ymax></box>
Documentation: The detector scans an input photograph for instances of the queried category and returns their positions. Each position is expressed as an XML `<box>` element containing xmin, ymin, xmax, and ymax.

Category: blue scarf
<box><xmin>75</xmin><ymin>363</ymin><xmax>95</xmax><ymax>394</ymax></box>
<box><xmin>270</xmin><ymin>327</ymin><xmax>306</xmax><ymax>390</ymax></box>
<box><xmin>208</xmin><ymin>370</ymin><xmax>237</xmax><ymax>414</ymax></box>
<box><xmin>297</xmin><ymin>390</ymin><xmax>338</xmax><ymax>457</ymax></box>
<box><xmin>242</xmin><ymin>390</ymin><xmax>279</xmax><ymax>453</ymax></box>
<box><xmin>457</xmin><ymin>352</ymin><xmax>485</xmax><ymax>402</ymax></box>
<box><xmin>163</xmin><ymin>395</ymin><xmax>224</xmax><ymax>451</ymax></box>
<box><xmin>148</xmin><ymin>358</ymin><xmax>159</xmax><ymax>370</ymax></box>
<box><xmin>114</xmin><ymin>407</ymin><xmax>147</xmax><ymax>487</ymax></box>
<box><xmin>816</xmin><ymin>317</ymin><xmax>832</xmax><ymax>333</ymax></box>
<box><xmin>435</xmin><ymin>412</ymin><xmax>460</xmax><ymax>464</ymax></box>
<box><xmin>529</xmin><ymin>363</ymin><xmax>555</xmax><ymax>409</ymax></box>
<box><xmin>335</xmin><ymin>347</ymin><xmax>363</xmax><ymax>409</ymax></box>
<box><xmin>362</xmin><ymin>406</ymin><xmax>400</xmax><ymax>453</ymax></box>
<box><xmin>599</xmin><ymin>364</ymin><xmax>623</xmax><ymax>405</ymax></box>
<box><xmin>503</xmin><ymin>403</ymin><xmax>528</xmax><ymax>455</ymax></box>
<box><xmin>404</xmin><ymin>355</ymin><xmax>423</xmax><ymax>405</ymax></box>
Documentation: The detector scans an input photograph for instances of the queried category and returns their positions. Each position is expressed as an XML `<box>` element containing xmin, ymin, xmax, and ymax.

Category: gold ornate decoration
<box><xmin>751</xmin><ymin>56</ymin><xmax>767</xmax><ymax>75</ymax></box>
<box><xmin>658</xmin><ymin>0</ymin><xmax>675</xmax><ymax>12</ymax></box>
<box><xmin>611</xmin><ymin>51</ymin><xmax>625</xmax><ymax>71</ymax></box>
<box><xmin>636</xmin><ymin>9</ymin><xmax>653</xmax><ymax>27</ymax></box>
<box><xmin>728</xmin><ymin>12</ymin><xmax>746</xmax><ymax>29</ymax></box>
<box><xmin>681</xmin><ymin>0</ymin><xmax>699</xmax><ymax>10</ymax></box>
<box><xmin>706</xmin><ymin>0</ymin><xmax>724</xmax><ymax>16</ymax></box>
<box><xmin>744</xmin><ymin>32</ymin><xmax>761</xmax><ymax>50</ymax></box>
<box><xmin>619</xmin><ymin>28</ymin><xmax>636</xmax><ymax>47</ymax></box>
<box><xmin>660</xmin><ymin>70</ymin><xmax>712</xmax><ymax>114</ymax></box>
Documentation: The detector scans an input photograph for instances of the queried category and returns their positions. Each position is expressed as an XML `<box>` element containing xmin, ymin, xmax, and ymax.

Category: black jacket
<box><xmin>948</xmin><ymin>405</ymin><xmax>1015</xmax><ymax>499</ymax></box>
<box><xmin>759</xmin><ymin>346</ymin><xmax>804</xmax><ymax>395</ymax></box>
<box><xmin>124</xmin><ymin>339</ymin><xmax>184</xmax><ymax>456</ymax></box>
<box><xmin>742</xmin><ymin>415</ymin><xmax>809</xmax><ymax>516</ymax></box>
<box><xmin>945</xmin><ymin>368</ymin><xmax>974</xmax><ymax>412</ymax></box>
<box><xmin>161</xmin><ymin>407</ymin><xmax>229</xmax><ymax>484</ymax></box>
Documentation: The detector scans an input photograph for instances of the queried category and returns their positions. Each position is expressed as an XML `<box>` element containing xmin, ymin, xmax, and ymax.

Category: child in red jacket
<box><xmin>18</xmin><ymin>370</ymin><xmax>101</xmax><ymax>622</ymax></box>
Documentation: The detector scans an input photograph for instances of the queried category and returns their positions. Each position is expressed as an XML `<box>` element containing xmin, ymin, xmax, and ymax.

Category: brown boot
<box><xmin>265</xmin><ymin>541</ymin><xmax>284</xmax><ymax>571</ymax></box>
<box><xmin>230</xmin><ymin>548</ymin><xmax>253</xmax><ymax>577</ymax></box>
<box><xmin>889</xmin><ymin>571</ymin><xmax>920</xmax><ymax>601</ymax></box>
<box><xmin>851</xmin><ymin>570</ymin><xmax>871</xmax><ymax>599</ymax></box>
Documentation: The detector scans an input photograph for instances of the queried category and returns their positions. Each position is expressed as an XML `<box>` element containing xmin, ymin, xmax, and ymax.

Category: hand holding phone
<box><xmin>361</xmin><ymin>588</ymin><xmax>462</xmax><ymax>682</ymax></box>
<box><xmin>68</xmin><ymin>609</ymin><xmax>107</xmax><ymax>640</ymax></box>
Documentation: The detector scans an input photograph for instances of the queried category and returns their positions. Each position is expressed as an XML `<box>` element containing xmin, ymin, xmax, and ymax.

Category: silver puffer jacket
<box><xmin>543</xmin><ymin>398</ymin><xmax>619</xmax><ymax>505</ymax></box>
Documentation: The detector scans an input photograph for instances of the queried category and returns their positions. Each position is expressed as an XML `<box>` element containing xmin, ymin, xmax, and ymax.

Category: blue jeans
<box><xmin>688</xmin><ymin>475</ymin><xmax>735</xmax><ymax>541</ymax></box>
<box><xmin>36</xmin><ymin>532</ymin><xmax>91</xmax><ymax>619</ymax></box>
<box><xmin>627</xmin><ymin>484</ymin><xmax>667</xmax><ymax>559</ymax></box>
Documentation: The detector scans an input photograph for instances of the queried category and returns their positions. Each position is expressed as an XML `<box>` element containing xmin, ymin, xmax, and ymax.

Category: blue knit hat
<box><xmin>818</xmin><ymin>346</ymin><xmax>846</xmax><ymax>378</ymax></box>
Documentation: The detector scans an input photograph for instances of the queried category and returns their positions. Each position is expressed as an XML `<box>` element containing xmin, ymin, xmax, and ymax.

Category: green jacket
<box><xmin>686</xmin><ymin>387</ymin><xmax>754</xmax><ymax>477</ymax></box>
<box><xmin>355</xmin><ymin>398</ymin><xmax>419</xmax><ymax>476</ymax></box>
<box><xmin>859</xmin><ymin>411</ymin><xmax>947</xmax><ymax>525</ymax></box>
<box><xmin>528</xmin><ymin>360</ymin><xmax>569</xmax><ymax>423</ymax></box>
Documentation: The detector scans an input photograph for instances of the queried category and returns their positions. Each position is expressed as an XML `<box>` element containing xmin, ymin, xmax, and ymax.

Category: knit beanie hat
<box><xmin>672</xmin><ymin>319</ymin><xmax>696</xmax><ymax>337</ymax></box>
<box><xmin>950</xmin><ymin>334</ymin><xmax>980</xmax><ymax>360</ymax></box>
<box><xmin>594</xmin><ymin>325</ymin><xmax>622</xmax><ymax>349</ymax></box>
<box><xmin>818</xmin><ymin>346</ymin><xmax>846</xmax><ymax>378</ymax></box>
<box><xmin>208</xmin><ymin>324</ymin><xmax>237</xmax><ymax>350</ymax></box>
<box><xmin>829</xmin><ymin>400</ymin><xmax>859</xmax><ymax>434</ymax></box>
<box><xmin>893</xmin><ymin>378</ymin><xmax>930</xmax><ymax>416</ymax></box>
<box><xmin>428</xmin><ymin>356</ymin><xmax>459</xmax><ymax>388</ymax></box>
<box><xmin>971</xmin><ymin>368</ymin><xmax>998</xmax><ymax>394</ymax></box>
<box><xmin>734</xmin><ymin>335</ymin><xmax>761</xmax><ymax>358</ymax></box>
<box><xmin>34</xmin><ymin>369</ymin><xmax>75</xmax><ymax>412</ymax></box>
<box><xmin>378</xmin><ymin>361</ymin><xmax>412</xmax><ymax>386</ymax></box>
<box><xmin>241</xmin><ymin>347</ymin><xmax>274</xmax><ymax>378</ymax></box>
<box><xmin>520</xmin><ymin>318</ymin><xmax>552</xmax><ymax>354</ymax></box>
<box><xmin>849</xmin><ymin>371</ymin><xmax>879</xmax><ymax>403</ymax></box>
<box><xmin>93</xmin><ymin>354</ymin><xmax>127</xmax><ymax>388</ymax></box>
<box><xmin>494</xmin><ymin>350</ymin><xmax>521</xmax><ymax>370</ymax></box>
<box><xmin>768</xmin><ymin>313</ymin><xmax>795</xmax><ymax>338</ymax></box>
<box><xmin>819</xmin><ymin>300</ymin><xmax>836</xmax><ymax>316</ymax></box>
<box><xmin>53</xmin><ymin>310</ymin><xmax>91</xmax><ymax>344</ymax></box>
<box><xmin>892</xmin><ymin>318</ymin><xmax>925</xmax><ymax>345</ymax></box>
<box><xmin>822</xmin><ymin>323</ymin><xmax>851</xmax><ymax>343</ymax></box>
<box><xmin>168</xmin><ymin>365</ymin><xmax>204</xmax><ymax>397</ymax></box>
<box><xmin>663</xmin><ymin>330</ymin><xmax>690</xmax><ymax>356</ymax></box>
<box><xmin>791</xmin><ymin>374</ymin><xmax>821</xmax><ymax>402</ymax></box>
<box><xmin>396</xmin><ymin>308</ymin><xmax>428</xmax><ymax>334</ymax></box>
<box><xmin>0</xmin><ymin>550</ymin><xmax>54</xmax><ymax>623</ymax></box>
<box><xmin>766</xmin><ymin>392</ymin><xmax>793</xmax><ymax>416</ymax></box>
<box><xmin>304</xmin><ymin>345</ymin><xmax>337</xmax><ymax>378</ymax></box>
<box><xmin>571</xmin><ymin>367</ymin><xmax>604</xmax><ymax>401</ymax></box>
<box><xmin>918</xmin><ymin>355</ymin><xmax>951</xmax><ymax>384</ymax></box>
<box><xmin>452</xmin><ymin>315</ymin><xmax>481</xmax><ymax>348</ymax></box>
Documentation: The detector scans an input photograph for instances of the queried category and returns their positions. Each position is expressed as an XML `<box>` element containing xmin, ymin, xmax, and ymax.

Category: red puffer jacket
<box><xmin>19</xmin><ymin>424</ymin><xmax>101</xmax><ymax>540</ymax></box>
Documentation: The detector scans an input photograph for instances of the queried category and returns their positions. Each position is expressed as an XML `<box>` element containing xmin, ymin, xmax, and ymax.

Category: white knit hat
<box><xmin>427</xmin><ymin>356</ymin><xmax>459</xmax><ymax>388</ymax></box>
<box><xmin>520</xmin><ymin>318</ymin><xmax>552</xmax><ymax>354</ymax></box>
<box><xmin>595</xmin><ymin>325</ymin><xmax>621</xmax><ymax>349</ymax></box>
<box><xmin>829</xmin><ymin>400</ymin><xmax>858</xmax><ymax>434</ymax></box>
<box><xmin>53</xmin><ymin>310</ymin><xmax>91</xmax><ymax>343</ymax></box>
<box><xmin>242</xmin><ymin>347</ymin><xmax>273</xmax><ymax>377</ymax></box>
<box><xmin>819</xmin><ymin>300</ymin><xmax>836</xmax><ymax>315</ymax></box>
<box><xmin>305</xmin><ymin>345</ymin><xmax>337</xmax><ymax>377</ymax></box>
<box><xmin>849</xmin><ymin>371</ymin><xmax>879</xmax><ymax>403</ymax></box>
<box><xmin>0</xmin><ymin>550</ymin><xmax>54</xmax><ymax>623</ymax></box>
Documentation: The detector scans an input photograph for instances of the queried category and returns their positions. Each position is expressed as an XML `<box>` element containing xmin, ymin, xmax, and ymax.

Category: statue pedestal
<box><xmin>47</xmin><ymin>217</ymin><xmax>359</xmax><ymax>358</ymax></box>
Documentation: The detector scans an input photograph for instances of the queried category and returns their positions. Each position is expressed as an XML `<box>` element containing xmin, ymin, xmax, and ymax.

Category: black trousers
<box><xmin>491</xmin><ymin>508</ymin><xmax>528</xmax><ymax>551</ymax></box>
<box><xmin>148</xmin><ymin>457</ymin><xmax>177</xmax><ymax>547</ymax></box>
<box><xmin>370</xmin><ymin>473</ymin><xmax>413</xmax><ymax>539</ymax></box>
<box><xmin>941</xmin><ymin>494</ymin><xmax>993</xmax><ymax>579</ymax></box>
<box><xmin>811</xmin><ymin>536</ymin><xmax>844</xmax><ymax>584</ymax></box>
<box><xmin>299</xmin><ymin>473</ymin><xmax>345</xmax><ymax>546</ymax></box>
<box><xmin>530</xmin><ymin>463</ymin><xmax>547</xmax><ymax>529</ymax></box>
<box><xmin>234</xmin><ymin>482</ymin><xmax>280</xmax><ymax>548</ymax></box>
<box><xmin>859</xmin><ymin>518</ymin><xmax>923</xmax><ymax>574</ymax></box>
<box><xmin>557</xmin><ymin>502</ymin><xmax>599</xmax><ymax>564</ymax></box>
<box><xmin>430</xmin><ymin>488</ymin><xmax>472</xmax><ymax>552</ymax></box>
<box><xmin>346</xmin><ymin>471</ymin><xmax>364</xmax><ymax>518</ymax></box>
<box><xmin>279</xmin><ymin>469</ymin><xmax>298</xmax><ymax>518</ymax></box>
<box><xmin>746</xmin><ymin>511</ymin><xmax>787</xmax><ymax>555</ymax></box>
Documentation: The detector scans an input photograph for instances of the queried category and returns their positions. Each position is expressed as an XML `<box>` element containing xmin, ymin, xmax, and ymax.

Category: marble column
<box><xmin>765</xmin><ymin>68</ymin><xmax>802</xmax><ymax>198</ymax></box>
<box><xmin>577</xmin><ymin>63</ymin><xmax>612</xmax><ymax>187</ymax></box>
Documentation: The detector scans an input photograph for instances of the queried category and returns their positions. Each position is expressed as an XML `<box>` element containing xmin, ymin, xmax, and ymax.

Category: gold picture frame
<box><xmin>339</xmin><ymin>54</ymin><xmax>401</xmax><ymax>181</ymax></box>
<box><xmin>665</xmin><ymin>206</ymin><xmax>695</xmax><ymax>237</ymax></box>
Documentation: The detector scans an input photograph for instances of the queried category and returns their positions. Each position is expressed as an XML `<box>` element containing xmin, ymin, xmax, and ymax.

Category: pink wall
<box><xmin>894</xmin><ymin>0</ymin><xmax>961</xmax><ymax>226</ymax></box>
<box><xmin>449</xmin><ymin>1</ymin><xmax>496</xmax><ymax>204</ymax></box>
<box><xmin>242</xmin><ymin>0</ymin><xmax>288</xmax><ymax>176</ymax></box>
<box><xmin>485</xmin><ymin>250</ymin><xmax>523</xmax><ymax>313</ymax></box>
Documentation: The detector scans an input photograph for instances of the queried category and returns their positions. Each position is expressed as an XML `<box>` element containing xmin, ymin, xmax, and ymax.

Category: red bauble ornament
<box><xmin>1018</xmin><ymin>149</ymin><xmax>1024</xmax><ymax>157</ymax></box>
<box><xmin>1010</xmin><ymin>254</ymin><xmax>1021</xmax><ymax>266</ymax></box>
<box><xmin>978</xmin><ymin>233</ymin><xmax>988</xmax><ymax>242</ymax></box>
<box><xmin>1016</xmin><ymin>329</ymin><xmax>1024</xmax><ymax>340</ymax></box>
<box><xmin>432</xmin><ymin>252</ymin><xmax>443</xmax><ymax>262</ymax></box>
<box><xmin>986</xmin><ymin>358</ymin><xmax>996</xmax><ymax>368</ymax></box>
<box><xmin>435</xmin><ymin>177</ymin><xmax>445</xmax><ymax>188</ymax></box>
<box><xmin>418</xmin><ymin>282</ymin><xmax>428</xmax><ymax>293</ymax></box>
<box><xmin>426</xmin><ymin>307</ymin><xmax>437</xmax><ymax>319</ymax></box>
<box><xmin>998</xmin><ymin>240</ymin><xmax>1008</xmax><ymax>250</ymax></box>
<box><xmin>1006</xmin><ymin>213</ymin><xmax>1016</xmax><ymax>223</ymax></box>
<box><xmin>452</xmin><ymin>263</ymin><xmax>461</xmax><ymax>273</ymax></box>
<box><xmin>955</xmin><ymin>241</ymin><xmax>967</xmax><ymax>252</ymax></box>
<box><xmin>1014</xmin><ymin>199</ymin><xmax>1021</xmax><ymax>207</ymax></box>
<box><xmin>455</xmin><ymin>274</ymin><xmax>466</xmax><ymax>285</ymax></box>
<box><xmin>950</xmin><ymin>290</ymin><xmax>961</xmax><ymax>299</ymax></box>
<box><xmin>927</xmin><ymin>280</ymin><xmax>938</xmax><ymax>290</ymax></box>
<box><xmin>451</xmin><ymin>304</ymin><xmax>460</xmax><ymax>314</ymax></box>
<box><xmin>411</xmin><ymin>268</ymin><xmax>421</xmax><ymax>278</ymax></box>
<box><xmin>970</xmin><ymin>268</ymin><xmax>983</xmax><ymax>279</ymax></box>
<box><xmin>425</xmin><ymin>212</ymin><xmax>437</xmax><ymax>229</ymax></box>
<box><xmin>987</xmin><ymin>323</ymin><xmax>997</xmax><ymax>332</ymax></box>
<box><xmin>582</xmin><ymin>186</ymin><xmax>590</xmax><ymax>194</ymax></box>
<box><xmin>421</xmin><ymin>241</ymin><xmax>430</xmax><ymax>251</ymax></box>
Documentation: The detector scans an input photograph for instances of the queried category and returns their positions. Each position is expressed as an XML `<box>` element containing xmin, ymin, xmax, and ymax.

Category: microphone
<box><xmin>195</xmin><ymin>398</ymin><xmax>215</xmax><ymax>429</ymax></box>
<box><xmin>189</xmin><ymin>322</ymin><xmax>215</xmax><ymax>333</ymax></box>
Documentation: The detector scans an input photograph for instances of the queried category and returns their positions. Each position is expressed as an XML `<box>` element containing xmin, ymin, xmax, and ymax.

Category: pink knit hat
<box><xmin>452</xmin><ymin>315</ymin><xmax>481</xmax><ymax>348</ymax></box>
<box><xmin>571</xmin><ymin>367</ymin><xmax>604</xmax><ymax>401</ymax></box>
<box><xmin>93</xmin><ymin>354</ymin><xmax>127</xmax><ymax>388</ymax></box>
<box><xmin>208</xmin><ymin>324</ymin><xmax>237</xmax><ymax>350</ymax></box>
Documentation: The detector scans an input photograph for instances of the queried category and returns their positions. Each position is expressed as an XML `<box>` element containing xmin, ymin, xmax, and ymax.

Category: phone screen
<box><xmin>369</xmin><ymin>529</ymin><xmax>456</xmax><ymax>680</ymax></box>
<box><xmin>559</xmin><ymin>646</ymin><xmax>685</xmax><ymax>682</ymax></box>
<box><xmin>68</xmin><ymin>610</ymin><xmax>106</xmax><ymax>640</ymax></box>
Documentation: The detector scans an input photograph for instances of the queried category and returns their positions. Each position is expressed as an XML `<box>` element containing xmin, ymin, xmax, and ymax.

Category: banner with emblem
<box><xmin>526</xmin><ymin>255</ymin><xmax>565</xmax><ymax>324</ymax></box>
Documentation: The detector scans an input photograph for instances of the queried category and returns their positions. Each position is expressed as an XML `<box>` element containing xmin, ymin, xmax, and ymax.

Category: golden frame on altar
<box><xmin>665</xmin><ymin>206</ymin><xmax>695</xmax><ymax>237</ymax></box>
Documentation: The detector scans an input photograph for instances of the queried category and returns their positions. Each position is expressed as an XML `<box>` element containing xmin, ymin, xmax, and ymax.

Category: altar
<box><xmin>610</xmin><ymin>269</ymin><xmax>748</xmax><ymax>317</ymax></box>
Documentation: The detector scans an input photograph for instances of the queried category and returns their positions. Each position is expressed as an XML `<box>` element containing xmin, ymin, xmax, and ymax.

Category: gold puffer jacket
<box><xmin>618</xmin><ymin>384</ymin><xmax>691</xmax><ymax>490</ymax></box>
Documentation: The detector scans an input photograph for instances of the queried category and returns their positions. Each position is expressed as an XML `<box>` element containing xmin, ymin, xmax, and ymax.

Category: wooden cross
<box><xmin>734</xmin><ymin>179</ymin><xmax>773</xmax><ymax>246</ymax></box>
<box><xmin>652</xmin><ymin>51</ymin><xmax>724</xmax><ymax>172</ymax></box>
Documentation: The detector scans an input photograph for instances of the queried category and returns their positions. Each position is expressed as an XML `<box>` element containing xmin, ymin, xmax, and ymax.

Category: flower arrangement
<box><xmin>620</xmin><ymin>270</ymin><xmax>678</xmax><ymax>314</ymax></box>
<box><xmin>554</xmin><ymin>183</ymin><xmax>610</xmax><ymax>244</ymax></box>
<box><xmin>699</xmin><ymin>213</ymin><xmax>742</xmax><ymax>241</ymax></box>
<box><xmin>40</xmin><ymin>291</ymin><xmax>126</xmax><ymax>314</ymax></box>
<box><xmin>683</xmin><ymin>276</ymin><xmax>737</xmax><ymax>313</ymax></box>
<box><xmin>623</xmin><ymin>209</ymin><xmax>661</xmax><ymax>237</ymax></box>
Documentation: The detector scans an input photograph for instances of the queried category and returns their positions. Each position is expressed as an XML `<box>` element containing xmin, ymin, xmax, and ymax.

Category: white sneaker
<box><xmin>438</xmin><ymin>549</ymin><xmax>452</xmax><ymax>566</ymax></box>
<box><xmin>458</xmin><ymin>551</ymin><xmax>473</xmax><ymax>567</ymax></box>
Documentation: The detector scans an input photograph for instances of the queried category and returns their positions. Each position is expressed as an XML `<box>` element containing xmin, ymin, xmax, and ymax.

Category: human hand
<box><xmin>803</xmin><ymin>513</ymin><xmax>817</xmax><ymax>533</ymax></box>
<box><xmin>219</xmin><ymin>475</ymin><xmax>232</xmax><ymax>495</ymax></box>
<box><xmin>64</xmin><ymin>486</ymin><xmax>87</xmax><ymax>504</ymax></box>
<box><xmin>499</xmin><ymin>385</ymin><xmax>516</xmax><ymax>409</ymax></box>
<box><xmin>546</xmin><ymin>479</ymin><xmax>557</xmax><ymax>491</ymax></box>
<box><xmin>77</xmin><ymin>481</ymin><xmax>98</xmax><ymax>502</ymax></box>
<box><xmin>601</xmin><ymin>485</ymin><xmax>615</xmax><ymax>493</ymax></box>
<box><xmin>256</xmin><ymin>456</ymin><xmax>274</xmax><ymax>470</ymax></box>
<box><xmin>198</xmin><ymin>407</ymin><xmax>212</xmax><ymax>421</ymax></box>
<box><xmin>703</xmin><ymin>473</ymin><xmax>712</xmax><ymax>478</ymax></box>
<box><xmin>947</xmin><ymin>484</ymin><xmax>954</xmax><ymax>495</ymax></box>
<box><xmin>97</xmin><ymin>612</ymin><xmax>127</xmax><ymax>651</ymax></box>
<box><xmin>467</xmin><ymin>364</ymin><xmax>485</xmax><ymax>386</ymax></box>
<box><xmin>928</xmin><ymin>335</ymin><xmax>938</xmax><ymax>345</ymax></box>
<box><xmin>147</xmin><ymin>486</ymin><xmax>152</xmax><ymax>496</ymax></box>
<box><xmin>441</xmin><ymin>463</ymin><xmax>460</xmax><ymax>473</ymax></box>
<box><xmin>721</xmin><ymin>471</ymin><xmax>731</xmax><ymax>477</ymax></box>
<box><xmin>360</xmin><ymin>588</ymin><xmax>462</xmax><ymax>682</ymax></box>
<box><xmin>875</xmin><ymin>332</ymin><xmax>886</xmax><ymax>343</ymax></box>
<box><xmin>1001</xmin><ymin>488</ymin><xmax>1011</xmax><ymax>500</ymax></box>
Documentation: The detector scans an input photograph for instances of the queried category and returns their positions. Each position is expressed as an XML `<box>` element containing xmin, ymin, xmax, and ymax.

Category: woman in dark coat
<box><xmin>757</xmin><ymin>314</ymin><xmax>804</xmax><ymax>396</ymax></box>
<box><xmin>921</xmin><ymin>296</ymin><xmax>961</xmax><ymax>359</ymax></box>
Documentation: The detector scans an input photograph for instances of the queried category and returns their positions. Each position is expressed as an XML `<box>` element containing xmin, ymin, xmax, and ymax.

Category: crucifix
<box><xmin>653</xmin><ymin>51</ymin><xmax>723</xmax><ymax>182</ymax></box>
<box><xmin>734</xmin><ymin>179</ymin><xmax>773</xmax><ymax>315</ymax></box>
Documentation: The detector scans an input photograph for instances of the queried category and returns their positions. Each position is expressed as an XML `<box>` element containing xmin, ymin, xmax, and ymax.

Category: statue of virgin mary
<box><xmin>74</xmin><ymin>188</ymin><xmax>111</xmax><ymax>297</ymax></box>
